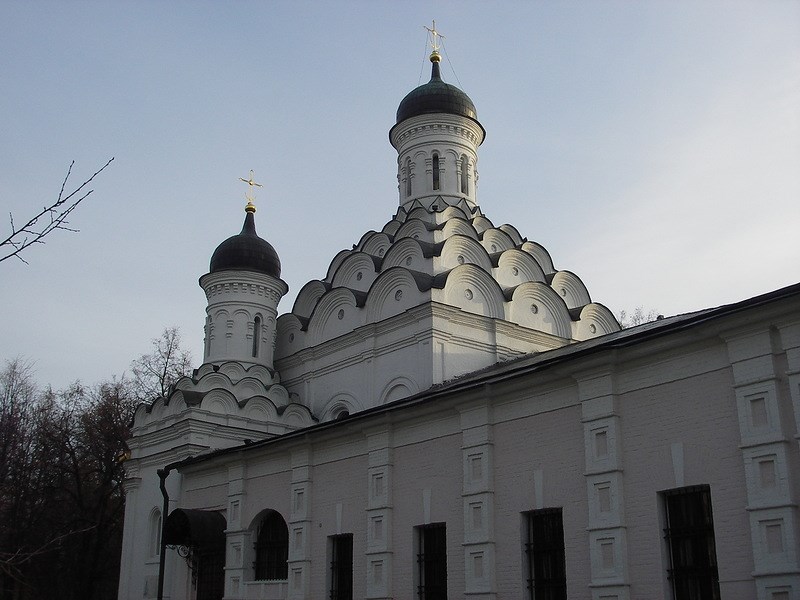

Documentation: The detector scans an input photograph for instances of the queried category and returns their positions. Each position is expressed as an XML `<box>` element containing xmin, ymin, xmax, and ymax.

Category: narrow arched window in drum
<box><xmin>405</xmin><ymin>157</ymin><xmax>412</xmax><ymax>197</ymax></box>
<box><xmin>252</xmin><ymin>315</ymin><xmax>261</xmax><ymax>357</ymax></box>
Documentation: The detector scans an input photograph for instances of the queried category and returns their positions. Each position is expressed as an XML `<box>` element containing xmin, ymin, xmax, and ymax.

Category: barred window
<box><xmin>254</xmin><ymin>510</ymin><xmax>288</xmax><ymax>580</ymax></box>
<box><xmin>663</xmin><ymin>485</ymin><xmax>720</xmax><ymax>600</ymax></box>
<box><xmin>525</xmin><ymin>508</ymin><xmax>566</xmax><ymax>600</ymax></box>
<box><xmin>432</xmin><ymin>154</ymin><xmax>440</xmax><ymax>191</ymax></box>
<box><xmin>417</xmin><ymin>523</ymin><xmax>447</xmax><ymax>599</ymax></box>
<box><xmin>329</xmin><ymin>534</ymin><xmax>353</xmax><ymax>600</ymax></box>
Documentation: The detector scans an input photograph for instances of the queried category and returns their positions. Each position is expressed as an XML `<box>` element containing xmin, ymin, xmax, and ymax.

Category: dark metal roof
<box><xmin>209</xmin><ymin>211</ymin><xmax>281</xmax><ymax>277</ymax></box>
<box><xmin>396</xmin><ymin>60</ymin><xmax>481</xmax><ymax>125</ymax></box>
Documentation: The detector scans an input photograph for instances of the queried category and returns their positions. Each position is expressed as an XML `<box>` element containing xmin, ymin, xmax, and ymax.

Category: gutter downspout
<box><xmin>156</xmin><ymin>467</ymin><xmax>172</xmax><ymax>600</ymax></box>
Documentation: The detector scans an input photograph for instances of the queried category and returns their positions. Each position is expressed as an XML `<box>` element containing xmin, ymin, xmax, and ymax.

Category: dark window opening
<box><xmin>196</xmin><ymin>546</ymin><xmax>225</xmax><ymax>600</ymax></box>
<box><xmin>417</xmin><ymin>522</ymin><xmax>447</xmax><ymax>600</ymax></box>
<box><xmin>525</xmin><ymin>508</ymin><xmax>566</xmax><ymax>600</ymax></box>
<box><xmin>252</xmin><ymin>316</ymin><xmax>261</xmax><ymax>357</ymax></box>
<box><xmin>406</xmin><ymin>157</ymin><xmax>412</xmax><ymax>197</ymax></box>
<box><xmin>432</xmin><ymin>154</ymin><xmax>440</xmax><ymax>191</ymax></box>
<box><xmin>254</xmin><ymin>511</ymin><xmax>288</xmax><ymax>580</ymax></box>
<box><xmin>329</xmin><ymin>534</ymin><xmax>353</xmax><ymax>600</ymax></box>
<box><xmin>150</xmin><ymin>511</ymin><xmax>162</xmax><ymax>557</ymax></box>
<box><xmin>663</xmin><ymin>485</ymin><xmax>720</xmax><ymax>600</ymax></box>
<box><xmin>460</xmin><ymin>155</ymin><xmax>468</xmax><ymax>194</ymax></box>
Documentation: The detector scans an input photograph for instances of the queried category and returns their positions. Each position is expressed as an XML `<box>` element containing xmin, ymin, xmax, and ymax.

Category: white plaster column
<box><xmin>577</xmin><ymin>371</ymin><xmax>630</xmax><ymax>600</ymax></box>
<box><xmin>117</xmin><ymin>470</ymin><xmax>142</xmax><ymax>600</ymax></box>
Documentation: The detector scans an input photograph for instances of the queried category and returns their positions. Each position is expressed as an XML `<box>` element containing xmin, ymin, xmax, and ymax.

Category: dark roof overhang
<box><xmin>163</xmin><ymin>508</ymin><xmax>226</xmax><ymax>547</ymax></box>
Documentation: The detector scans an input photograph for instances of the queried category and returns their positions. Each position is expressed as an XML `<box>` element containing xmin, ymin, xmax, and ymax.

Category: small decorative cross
<box><xmin>239</xmin><ymin>170</ymin><xmax>263</xmax><ymax>202</ymax></box>
<box><xmin>424</xmin><ymin>20</ymin><xmax>444</xmax><ymax>53</ymax></box>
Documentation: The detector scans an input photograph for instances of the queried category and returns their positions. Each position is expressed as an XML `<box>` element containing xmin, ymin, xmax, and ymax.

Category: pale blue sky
<box><xmin>2</xmin><ymin>1</ymin><xmax>798</xmax><ymax>389</ymax></box>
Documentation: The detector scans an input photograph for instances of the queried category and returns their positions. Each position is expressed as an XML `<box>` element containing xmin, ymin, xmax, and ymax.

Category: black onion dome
<box><xmin>396</xmin><ymin>58</ymin><xmax>479</xmax><ymax>123</ymax></box>
<box><xmin>209</xmin><ymin>210</ymin><xmax>281</xmax><ymax>277</ymax></box>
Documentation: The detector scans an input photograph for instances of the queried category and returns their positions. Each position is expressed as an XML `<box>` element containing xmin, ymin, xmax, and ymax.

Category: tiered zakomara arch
<box><xmin>276</xmin><ymin>202</ymin><xmax>618</xmax><ymax>356</ymax></box>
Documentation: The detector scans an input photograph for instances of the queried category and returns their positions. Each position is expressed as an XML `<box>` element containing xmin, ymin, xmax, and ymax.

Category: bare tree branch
<box><xmin>617</xmin><ymin>306</ymin><xmax>662</xmax><ymax>328</ymax></box>
<box><xmin>0</xmin><ymin>363</ymin><xmax>135</xmax><ymax>599</ymax></box>
<box><xmin>129</xmin><ymin>327</ymin><xmax>193</xmax><ymax>402</ymax></box>
<box><xmin>0</xmin><ymin>525</ymin><xmax>97</xmax><ymax>568</ymax></box>
<box><xmin>1</xmin><ymin>158</ymin><xmax>114</xmax><ymax>264</ymax></box>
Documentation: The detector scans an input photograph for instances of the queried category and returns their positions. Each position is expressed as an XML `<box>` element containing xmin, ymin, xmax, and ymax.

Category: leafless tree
<box><xmin>0</xmin><ymin>323</ymin><xmax>193</xmax><ymax>599</ymax></box>
<box><xmin>0</xmin><ymin>360</ymin><xmax>136</xmax><ymax>600</ymax></box>
<box><xmin>617</xmin><ymin>306</ymin><xmax>662</xmax><ymax>329</ymax></box>
<box><xmin>1</xmin><ymin>158</ymin><xmax>114</xmax><ymax>264</ymax></box>
<box><xmin>129</xmin><ymin>327</ymin><xmax>193</xmax><ymax>402</ymax></box>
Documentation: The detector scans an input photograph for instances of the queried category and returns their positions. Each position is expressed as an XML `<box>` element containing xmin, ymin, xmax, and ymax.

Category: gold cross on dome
<box><xmin>424</xmin><ymin>20</ymin><xmax>444</xmax><ymax>53</ymax></box>
<box><xmin>239</xmin><ymin>170</ymin><xmax>263</xmax><ymax>206</ymax></box>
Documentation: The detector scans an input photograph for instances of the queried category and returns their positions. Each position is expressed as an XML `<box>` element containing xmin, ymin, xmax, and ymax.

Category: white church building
<box><xmin>117</xmin><ymin>45</ymin><xmax>800</xmax><ymax>600</ymax></box>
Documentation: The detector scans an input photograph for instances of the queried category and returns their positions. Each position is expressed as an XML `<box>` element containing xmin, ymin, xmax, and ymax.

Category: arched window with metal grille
<box><xmin>254</xmin><ymin>510</ymin><xmax>288</xmax><ymax>580</ymax></box>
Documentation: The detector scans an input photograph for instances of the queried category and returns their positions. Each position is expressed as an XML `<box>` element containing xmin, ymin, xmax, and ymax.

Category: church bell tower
<box><xmin>389</xmin><ymin>25</ymin><xmax>485</xmax><ymax>212</ymax></box>
<box><xmin>199</xmin><ymin>173</ymin><xmax>288</xmax><ymax>371</ymax></box>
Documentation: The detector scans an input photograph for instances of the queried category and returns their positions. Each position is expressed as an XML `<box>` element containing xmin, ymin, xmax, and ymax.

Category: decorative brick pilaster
<box><xmin>365</xmin><ymin>427</ymin><xmax>394</xmax><ymax>600</ymax></box>
<box><xmin>725</xmin><ymin>326</ymin><xmax>800</xmax><ymax>600</ymax></box>
<box><xmin>287</xmin><ymin>447</ymin><xmax>312</xmax><ymax>599</ymax></box>
<box><xmin>577</xmin><ymin>371</ymin><xmax>630</xmax><ymax>600</ymax></box>
<box><xmin>460</xmin><ymin>399</ymin><xmax>497</xmax><ymax>599</ymax></box>
<box><xmin>224</xmin><ymin>464</ymin><xmax>247</xmax><ymax>600</ymax></box>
